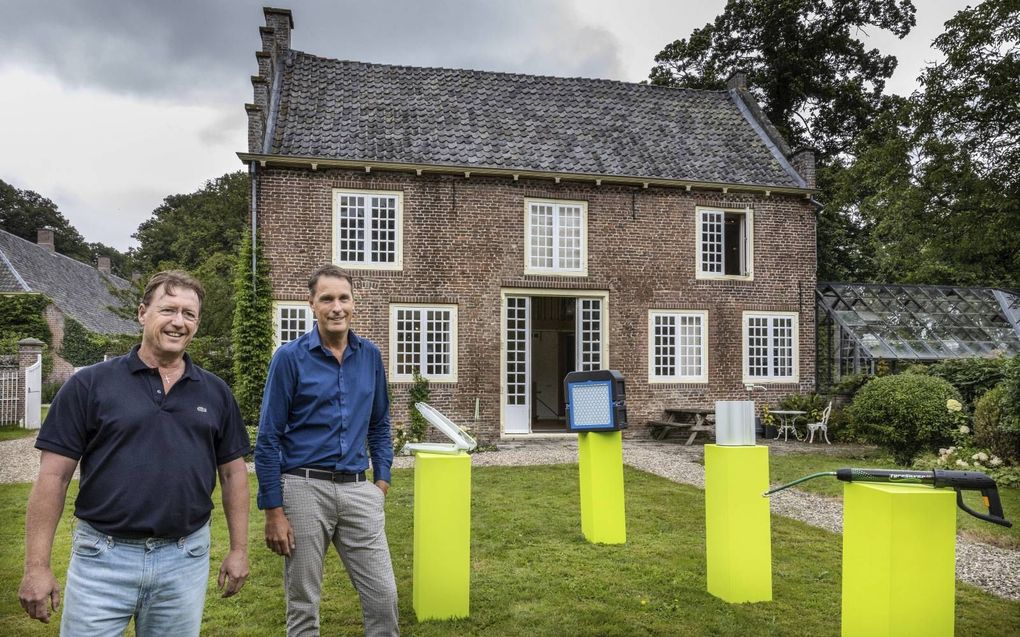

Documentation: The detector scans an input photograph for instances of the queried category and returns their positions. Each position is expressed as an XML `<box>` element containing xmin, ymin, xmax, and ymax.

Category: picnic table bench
<box><xmin>647</xmin><ymin>406</ymin><xmax>715</xmax><ymax>445</ymax></box>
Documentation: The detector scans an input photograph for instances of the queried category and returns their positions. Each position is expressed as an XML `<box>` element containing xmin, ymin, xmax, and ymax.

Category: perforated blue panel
<box><xmin>568</xmin><ymin>380</ymin><xmax>614</xmax><ymax>430</ymax></box>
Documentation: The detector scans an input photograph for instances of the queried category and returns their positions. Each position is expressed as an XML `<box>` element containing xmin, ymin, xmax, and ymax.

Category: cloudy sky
<box><xmin>0</xmin><ymin>0</ymin><xmax>970</xmax><ymax>251</ymax></box>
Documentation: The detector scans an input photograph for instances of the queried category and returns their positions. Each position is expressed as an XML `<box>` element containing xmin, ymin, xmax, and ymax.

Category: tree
<box><xmin>649</xmin><ymin>0</ymin><xmax>916</xmax><ymax>162</ymax></box>
<box><xmin>231</xmin><ymin>228</ymin><xmax>273</xmax><ymax>437</ymax></box>
<box><xmin>903</xmin><ymin>0</ymin><xmax>1020</xmax><ymax>288</ymax></box>
<box><xmin>132</xmin><ymin>171</ymin><xmax>249</xmax><ymax>273</ymax></box>
<box><xmin>129</xmin><ymin>171</ymin><xmax>250</xmax><ymax>341</ymax></box>
<box><xmin>832</xmin><ymin>0</ymin><xmax>1020</xmax><ymax>287</ymax></box>
<box><xmin>649</xmin><ymin>1</ymin><xmax>917</xmax><ymax>283</ymax></box>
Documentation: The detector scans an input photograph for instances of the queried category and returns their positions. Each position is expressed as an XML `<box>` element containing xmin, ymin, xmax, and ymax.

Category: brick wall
<box><xmin>257</xmin><ymin>166</ymin><xmax>817</xmax><ymax>442</ymax></box>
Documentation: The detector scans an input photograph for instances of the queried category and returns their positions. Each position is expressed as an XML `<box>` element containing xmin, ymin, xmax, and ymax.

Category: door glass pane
<box><xmin>578</xmin><ymin>298</ymin><xmax>602</xmax><ymax>371</ymax></box>
<box><xmin>506</xmin><ymin>297</ymin><xmax>527</xmax><ymax>405</ymax></box>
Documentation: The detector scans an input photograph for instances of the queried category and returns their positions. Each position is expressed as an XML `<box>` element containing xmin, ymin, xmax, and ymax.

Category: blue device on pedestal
<box><xmin>564</xmin><ymin>370</ymin><xmax>627</xmax><ymax>432</ymax></box>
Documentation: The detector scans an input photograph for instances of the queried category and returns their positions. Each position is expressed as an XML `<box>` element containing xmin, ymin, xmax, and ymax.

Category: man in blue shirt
<box><xmin>18</xmin><ymin>271</ymin><xmax>250</xmax><ymax>635</ymax></box>
<box><xmin>256</xmin><ymin>264</ymin><xmax>398</xmax><ymax>636</ymax></box>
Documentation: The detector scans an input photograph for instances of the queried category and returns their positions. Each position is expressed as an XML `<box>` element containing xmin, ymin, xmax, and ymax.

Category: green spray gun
<box><xmin>763</xmin><ymin>468</ymin><xmax>1013</xmax><ymax>528</ymax></box>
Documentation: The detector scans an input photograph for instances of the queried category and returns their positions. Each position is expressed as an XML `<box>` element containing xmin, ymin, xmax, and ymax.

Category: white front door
<box><xmin>503</xmin><ymin>296</ymin><xmax>530</xmax><ymax>434</ymax></box>
<box><xmin>24</xmin><ymin>355</ymin><xmax>41</xmax><ymax>429</ymax></box>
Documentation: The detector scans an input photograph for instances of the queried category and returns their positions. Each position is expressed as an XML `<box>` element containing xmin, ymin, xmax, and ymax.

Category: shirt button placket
<box><xmin>336</xmin><ymin>367</ymin><xmax>345</xmax><ymax>457</ymax></box>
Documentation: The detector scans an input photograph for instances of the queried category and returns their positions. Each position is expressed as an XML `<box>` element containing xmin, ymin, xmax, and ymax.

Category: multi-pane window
<box><xmin>526</xmin><ymin>200</ymin><xmax>586</xmax><ymax>274</ymax></box>
<box><xmin>743</xmin><ymin>312</ymin><xmax>798</xmax><ymax>382</ymax></box>
<box><xmin>390</xmin><ymin>305</ymin><xmax>457</xmax><ymax>382</ymax></box>
<box><xmin>649</xmin><ymin>311</ymin><xmax>707</xmax><ymax>382</ymax></box>
<box><xmin>275</xmin><ymin>303</ymin><xmax>314</xmax><ymax>348</ymax></box>
<box><xmin>698</xmin><ymin>207</ymin><xmax>752</xmax><ymax>278</ymax></box>
<box><xmin>334</xmin><ymin>190</ymin><xmax>402</xmax><ymax>269</ymax></box>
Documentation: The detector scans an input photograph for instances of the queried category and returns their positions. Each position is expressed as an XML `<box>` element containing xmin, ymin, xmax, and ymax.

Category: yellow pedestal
<box><xmin>412</xmin><ymin>452</ymin><xmax>471</xmax><ymax>621</ymax></box>
<box><xmin>578</xmin><ymin>430</ymin><xmax>626</xmax><ymax>544</ymax></box>
<box><xmin>841</xmin><ymin>483</ymin><xmax>956</xmax><ymax>637</ymax></box>
<box><xmin>704</xmin><ymin>444</ymin><xmax>772</xmax><ymax>603</ymax></box>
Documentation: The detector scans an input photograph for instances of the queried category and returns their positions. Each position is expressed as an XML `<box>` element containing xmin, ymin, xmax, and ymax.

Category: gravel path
<box><xmin>4</xmin><ymin>434</ymin><xmax>1017</xmax><ymax>600</ymax></box>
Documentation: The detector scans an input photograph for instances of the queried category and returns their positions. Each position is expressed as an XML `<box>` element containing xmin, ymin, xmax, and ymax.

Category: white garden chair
<box><xmin>806</xmin><ymin>401</ymin><xmax>833</xmax><ymax>444</ymax></box>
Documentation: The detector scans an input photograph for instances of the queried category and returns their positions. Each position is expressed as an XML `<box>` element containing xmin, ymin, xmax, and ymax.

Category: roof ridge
<box><xmin>288</xmin><ymin>49</ymin><xmax>729</xmax><ymax>96</ymax></box>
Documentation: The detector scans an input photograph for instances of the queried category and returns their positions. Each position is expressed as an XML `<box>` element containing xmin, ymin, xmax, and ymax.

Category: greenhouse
<box><xmin>816</xmin><ymin>283</ymin><xmax>1020</xmax><ymax>387</ymax></box>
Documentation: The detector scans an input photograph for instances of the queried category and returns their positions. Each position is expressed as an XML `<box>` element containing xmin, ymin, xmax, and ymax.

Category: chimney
<box><xmin>263</xmin><ymin>7</ymin><xmax>294</xmax><ymax>53</ymax></box>
<box><xmin>790</xmin><ymin>148</ymin><xmax>816</xmax><ymax>189</ymax></box>
<box><xmin>97</xmin><ymin>256</ymin><xmax>111</xmax><ymax>275</ymax></box>
<box><xmin>726</xmin><ymin>71</ymin><xmax>747</xmax><ymax>91</ymax></box>
<box><xmin>37</xmin><ymin>228</ymin><xmax>55</xmax><ymax>252</ymax></box>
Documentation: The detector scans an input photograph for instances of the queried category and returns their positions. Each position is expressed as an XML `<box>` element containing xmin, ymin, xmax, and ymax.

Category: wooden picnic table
<box><xmin>647</xmin><ymin>406</ymin><xmax>716</xmax><ymax>445</ymax></box>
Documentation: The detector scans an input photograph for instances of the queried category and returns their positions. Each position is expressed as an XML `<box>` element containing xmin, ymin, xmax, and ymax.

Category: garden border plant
<box><xmin>845</xmin><ymin>373</ymin><xmax>961</xmax><ymax>465</ymax></box>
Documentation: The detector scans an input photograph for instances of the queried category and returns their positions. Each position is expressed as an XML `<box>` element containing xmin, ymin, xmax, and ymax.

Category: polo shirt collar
<box><xmin>126</xmin><ymin>344</ymin><xmax>200</xmax><ymax>381</ymax></box>
<box><xmin>306</xmin><ymin>324</ymin><xmax>361</xmax><ymax>353</ymax></box>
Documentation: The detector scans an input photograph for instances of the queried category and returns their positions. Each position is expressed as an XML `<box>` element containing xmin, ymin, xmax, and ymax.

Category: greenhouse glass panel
<box><xmin>817</xmin><ymin>283</ymin><xmax>1020</xmax><ymax>384</ymax></box>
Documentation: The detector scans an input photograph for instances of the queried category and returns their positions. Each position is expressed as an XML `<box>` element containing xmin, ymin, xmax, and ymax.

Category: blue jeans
<box><xmin>60</xmin><ymin>519</ymin><xmax>211</xmax><ymax>637</ymax></box>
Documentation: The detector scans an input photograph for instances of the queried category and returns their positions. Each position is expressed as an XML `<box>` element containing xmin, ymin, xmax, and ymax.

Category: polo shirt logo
<box><xmin>197</xmin><ymin>406</ymin><xmax>208</xmax><ymax>413</ymax></box>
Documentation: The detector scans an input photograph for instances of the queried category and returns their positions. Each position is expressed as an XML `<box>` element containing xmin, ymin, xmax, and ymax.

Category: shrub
<box><xmin>974</xmin><ymin>384</ymin><xmax>1020</xmax><ymax>463</ymax></box>
<box><xmin>1001</xmin><ymin>356</ymin><xmax>1020</xmax><ymax>433</ymax></box>
<box><xmin>832</xmin><ymin>373</ymin><xmax>872</xmax><ymax>398</ymax></box>
<box><xmin>901</xmin><ymin>363</ymin><xmax>931</xmax><ymax>375</ymax></box>
<box><xmin>41</xmin><ymin>380</ymin><xmax>63</xmax><ymax>404</ymax></box>
<box><xmin>392</xmin><ymin>369</ymin><xmax>431</xmax><ymax>453</ymax></box>
<box><xmin>230</xmin><ymin>229</ymin><xmax>273</xmax><ymax>443</ymax></box>
<box><xmin>928</xmin><ymin>357</ymin><xmax>1008</xmax><ymax>406</ymax></box>
<box><xmin>188</xmin><ymin>335</ymin><xmax>234</xmax><ymax>387</ymax></box>
<box><xmin>846</xmin><ymin>374</ymin><xmax>961</xmax><ymax>465</ymax></box>
<box><xmin>778</xmin><ymin>393</ymin><xmax>828</xmax><ymax>421</ymax></box>
<box><xmin>914</xmin><ymin>447</ymin><xmax>1020</xmax><ymax>488</ymax></box>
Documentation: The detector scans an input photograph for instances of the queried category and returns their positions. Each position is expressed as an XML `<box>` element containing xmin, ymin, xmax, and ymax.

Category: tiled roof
<box><xmin>0</xmin><ymin>229</ymin><xmax>138</xmax><ymax>335</ymax></box>
<box><xmin>268</xmin><ymin>53</ymin><xmax>804</xmax><ymax>189</ymax></box>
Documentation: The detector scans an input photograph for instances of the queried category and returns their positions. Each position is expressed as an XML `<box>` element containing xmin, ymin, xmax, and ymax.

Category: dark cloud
<box><xmin>0</xmin><ymin>0</ymin><xmax>624</xmax><ymax>102</ymax></box>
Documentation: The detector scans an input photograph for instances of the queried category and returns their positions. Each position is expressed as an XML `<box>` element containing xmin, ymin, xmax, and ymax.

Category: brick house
<box><xmin>0</xmin><ymin>228</ymin><xmax>138</xmax><ymax>382</ymax></box>
<box><xmin>240</xmin><ymin>7</ymin><xmax>817</xmax><ymax>442</ymax></box>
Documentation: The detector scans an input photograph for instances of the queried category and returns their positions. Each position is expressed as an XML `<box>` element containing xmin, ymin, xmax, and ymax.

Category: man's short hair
<box><xmin>141</xmin><ymin>271</ymin><xmax>206</xmax><ymax>310</ymax></box>
<box><xmin>308</xmin><ymin>265</ymin><xmax>354</xmax><ymax>295</ymax></box>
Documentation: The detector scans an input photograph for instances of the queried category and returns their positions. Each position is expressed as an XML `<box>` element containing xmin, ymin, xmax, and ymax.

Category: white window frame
<box><xmin>647</xmin><ymin>310</ymin><xmax>708</xmax><ymax>383</ymax></box>
<box><xmin>695</xmin><ymin>206</ymin><xmax>754</xmax><ymax>280</ymax></box>
<box><xmin>389</xmin><ymin>304</ymin><xmax>458</xmax><ymax>383</ymax></box>
<box><xmin>742</xmin><ymin>311</ymin><xmax>799</xmax><ymax>384</ymax></box>
<box><xmin>332</xmin><ymin>189</ymin><xmax>404</xmax><ymax>270</ymax></box>
<box><xmin>524</xmin><ymin>198</ymin><xmax>588</xmax><ymax>276</ymax></box>
<box><xmin>273</xmin><ymin>301</ymin><xmax>315</xmax><ymax>349</ymax></box>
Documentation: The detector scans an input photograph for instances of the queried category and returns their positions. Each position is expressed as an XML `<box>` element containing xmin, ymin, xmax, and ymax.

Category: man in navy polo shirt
<box><xmin>255</xmin><ymin>264</ymin><xmax>397</xmax><ymax>636</ymax></box>
<box><xmin>18</xmin><ymin>271</ymin><xmax>251</xmax><ymax>636</ymax></box>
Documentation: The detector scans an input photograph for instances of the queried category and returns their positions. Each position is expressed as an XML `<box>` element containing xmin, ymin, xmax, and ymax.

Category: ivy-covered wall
<box><xmin>0</xmin><ymin>293</ymin><xmax>54</xmax><ymax>376</ymax></box>
<box><xmin>60</xmin><ymin>316</ymin><xmax>112</xmax><ymax>367</ymax></box>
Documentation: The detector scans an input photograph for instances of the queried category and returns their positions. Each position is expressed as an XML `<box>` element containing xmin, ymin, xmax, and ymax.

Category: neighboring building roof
<box><xmin>817</xmin><ymin>282</ymin><xmax>1020</xmax><ymax>361</ymax></box>
<box><xmin>266</xmin><ymin>52</ymin><xmax>805</xmax><ymax>189</ymax></box>
<box><xmin>0</xmin><ymin>229</ymin><xmax>138</xmax><ymax>335</ymax></box>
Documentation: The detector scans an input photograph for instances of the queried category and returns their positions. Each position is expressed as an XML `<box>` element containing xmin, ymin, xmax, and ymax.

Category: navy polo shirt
<box><xmin>36</xmin><ymin>346</ymin><xmax>250</xmax><ymax>538</ymax></box>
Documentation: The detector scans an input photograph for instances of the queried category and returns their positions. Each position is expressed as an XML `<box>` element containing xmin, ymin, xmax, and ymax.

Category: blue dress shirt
<box><xmin>255</xmin><ymin>327</ymin><xmax>393</xmax><ymax>510</ymax></box>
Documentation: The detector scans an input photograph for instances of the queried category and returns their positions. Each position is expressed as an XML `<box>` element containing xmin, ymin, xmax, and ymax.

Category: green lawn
<box><xmin>0</xmin><ymin>405</ymin><xmax>47</xmax><ymax>440</ymax></box>
<box><xmin>769</xmin><ymin>448</ymin><xmax>1020</xmax><ymax>549</ymax></box>
<box><xmin>1</xmin><ymin>465</ymin><xmax>1017</xmax><ymax>636</ymax></box>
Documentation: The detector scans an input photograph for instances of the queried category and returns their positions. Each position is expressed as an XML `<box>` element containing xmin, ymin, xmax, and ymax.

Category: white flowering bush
<box><xmin>915</xmin><ymin>439</ymin><xmax>1020</xmax><ymax>487</ymax></box>
<box><xmin>911</xmin><ymin>395</ymin><xmax>1020</xmax><ymax>486</ymax></box>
